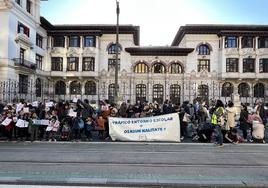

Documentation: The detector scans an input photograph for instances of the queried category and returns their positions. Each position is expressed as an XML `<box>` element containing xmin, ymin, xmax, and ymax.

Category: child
<box><xmin>84</xmin><ymin>116</ymin><xmax>95</xmax><ymax>141</ymax></box>
<box><xmin>224</xmin><ymin>128</ymin><xmax>243</xmax><ymax>144</ymax></box>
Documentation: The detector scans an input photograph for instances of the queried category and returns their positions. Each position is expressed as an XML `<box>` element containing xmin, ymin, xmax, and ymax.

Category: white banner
<box><xmin>109</xmin><ymin>113</ymin><xmax>180</xmax><ymax>142</ymax></box>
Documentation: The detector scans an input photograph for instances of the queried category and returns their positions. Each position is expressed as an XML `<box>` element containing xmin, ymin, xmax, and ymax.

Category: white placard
<box><xmin>16</xmin><ymin>103</ymin><xmax>24</xmax><ymax>113</ymax></box>
<box><xmin>1</xmin><ymin>118</ymin><xmax>12</xmax><ymax>126</ymax></box>
<box><xmin>15</xmin><ymin>119</ymin><xmax>25</xmax><ymax>128</ymax></box>
<box><xmin>109</xmin><ymin>113</ymin><xmax>180</xmax><ymax>142</ymax></box>
<box><xmin>46</xmin><ymin>126</ymin><xmax>53</xmax><ymax>132</ymax></box>
<box><xmin>45</xmin><ymin>102</ymin><xmax>54</xmax><ymax>107</ymax></box>
<box><xmin>72</xmin><ymin>97</ymin><xmax>78</xmax><ymax>103</ymax></box>
<box><xmin>68</xmin><ymin>111</ymin><xmax>77</xmax><ymax>117</ymax></box>
<box><xmin>32</xmin><ymin>101</ymin><xmax>39</xmax><ymax>107</ymax></box>
<box><xmin>23</xmin><ymin>107</ymin><xmax>29</xmax><ymax>113</ymax></box>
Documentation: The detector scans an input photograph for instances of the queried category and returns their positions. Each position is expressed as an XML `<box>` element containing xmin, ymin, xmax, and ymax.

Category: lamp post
<box><xmin>114</xmin><ymin>0</ymin><xmax>120</xmax><ymax>105</ymax></box>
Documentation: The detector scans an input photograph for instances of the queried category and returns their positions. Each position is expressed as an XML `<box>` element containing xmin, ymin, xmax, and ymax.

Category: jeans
<box><xmin>214</xmin><ymin>125</ymin><xmax>223</xmax><ymax>145</ymax></box>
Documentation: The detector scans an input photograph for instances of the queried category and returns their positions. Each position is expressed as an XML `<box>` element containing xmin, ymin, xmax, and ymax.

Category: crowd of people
<box><xmin>0</xmin><ymin>98</ymin><xmax>267</xmax><ymax>146</ymax></box>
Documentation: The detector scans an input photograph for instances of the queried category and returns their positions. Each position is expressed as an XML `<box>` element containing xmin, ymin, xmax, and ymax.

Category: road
<box><xmin>0</xmin><ymin>142</ymin><xmax>267</xmax><ymax>187</ymax></box>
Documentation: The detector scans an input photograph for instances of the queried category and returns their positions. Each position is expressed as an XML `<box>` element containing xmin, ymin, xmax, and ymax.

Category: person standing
<box><xmin>211</xmin><ymin>100</ymin><xmax>225</xmax><ymax>147</ymax></box>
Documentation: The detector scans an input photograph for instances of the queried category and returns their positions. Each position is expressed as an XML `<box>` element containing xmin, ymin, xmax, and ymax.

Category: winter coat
<box><xmin>225</xmin><ymin>107</ymin><xmax>236</xmax><ymax>130</ymax></box>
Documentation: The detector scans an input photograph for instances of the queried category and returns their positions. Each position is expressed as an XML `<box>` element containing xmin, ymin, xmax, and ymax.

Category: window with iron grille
<box><xmin>36</xmin><ymin>78</ymin><xmax>41</xmax><ymax>97</ymax></box>
<box><xmin>136</xmin><ymin>84</ymin><xmax>146</xmax><ymax>104</ymax></box>
<box><xmin>259</xmin><ymin>59</ymin><xmax>268</xmax><ymax>73</ymax></box>
<box><xmin>198</xmin><ymin>44</ymin><xmax>210</xmax><ymax>55</ymax></box>
<box><xmin>70</xmin><ymin>81</ymin><xmax>81</xmax><ymax>95</ymax></box>
<box><xmin>36</xmin><ymin>34</ymin><xmax>43</xmax><ymax>48</ymax></box>
<box><xmin>108</xmin><ymin>59</ymin><xmax>120</xmax><ymax>71</ymax></box>
<box><xmin>170</xmin><ymin>84</ymin><xmax>181</xmax><ymax>104</ymax></box>
<box><xmin>134</xmin><ymin>63</ymin><xmax>149</xmax><ymax>73</ymax></box>
<box><xmin>198</xmin><ymin>59</ymin><xmax>210</xmax><ymax>72</ymax></box>
<box><xmin>170</xmin><ymin>63</ymin><xmax>183</xmax><ymax>74</ymax></box>
<box><xmin>82</xmin><ymin>57</ymin><xmax>95</xmax><ymax>71</ymax></box>
<box><xmin>85</xmin><ymin>81</ymin><xmax>96</xmax><ymax>95</ymax></box>
<box><xmin>67</xmin><ymin>57</ymin><xmax>79</xmax><ymax>71</ymax></box>
<box><xmin>84</xmin><ymin>36</ymin><xmax>96</xmax><ymax>47</ymax></box>
<box><xmin>152</xmin><ymin>63</ymin><xmax>165</xmax><ymax>73</ymax></box>
<box><xmin>55</xmin><ymin>81</ymin><xmax>66</xmax><ymax>95</ymax></box>
<box><xmin>108</xmin><ymin>44</ymin><xmax>121</xmax><ymax>54</ymax></box>
<box><xmin>225</xmin><ymin>36</ymin><xmax>238</xmax><ymax>48</ymax></box>
<box><xmin>226</xmin><ymin>58</ymin><xmax>239</xmax><ymax>72</ymax></box>
<box><xmin>69</xmin><ymin>36</ymin><xmax>80</xmax><ymax>47</ymax></box>
<box><xmin>221</xmin><ymin>82</ymin><xmax>234</xmax><ymax>97</ymax></box>
<box><xmin>53</xmin><ymin>36</ymin><xmax>65</xmax><ymax>47</ymax></box>
<box><xmin>254</xmin><ymin>83</ymin><xmax>265</xmax><ymax>98</ymax></box>
<box><xmin>51</xmin><ymin>57</ymin><xmax>63</xmax><ymax>71</ymax></box>
<box><xmin>242</xmin><ymin>36</ymin><xmax>254</xmax><ymax>48</ymax></box>
<box><xmin>238</xmin><ymin>83</ymin><xmax>250</xmax><ymax>97</ymax></box>
<box><xmin>243</xmin><ymin>58</ymin><xmax>255</xmax><ymax>73</ymax></box>
<box><xmin>153</xmin><ymin>84</ymin><xmax>164</xmax><ymax>104</ymax></box>
<box><xmin>36</xmin><ymin>54</ymin><xmax>43</xmax><ymax>70</ymax></box>
<box><xmin>258</xmin><ymin>37</ymin><xmax>268</xmax><ymax>48</ymax></box>
<box><xmin>19</xmin><ymin>74</ymin><xmax>28</xmax><ymax>94</ymax></box>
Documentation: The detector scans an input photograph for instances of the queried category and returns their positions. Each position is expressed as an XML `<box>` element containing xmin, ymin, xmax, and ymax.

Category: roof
<box><xmin>125</xmin><ymin>46</ymin><xmax>194</xmax><ymax>56</ymax></box>
<box><xmin>40</xmin><ymin>17</ymin><xmax>140</xmax><ymax>45</ymax></box>
<box><xmin>171</xmin><ymin>24</ymin><xmax>268</xmax><ymax>46</ymax></box>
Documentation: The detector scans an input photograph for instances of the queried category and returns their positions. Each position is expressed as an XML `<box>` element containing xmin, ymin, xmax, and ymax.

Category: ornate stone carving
<box><xmin>66</xmin><ymin>48</ymin><xmax>79</xmax><ymax>56</ymax></box>
<box><xmin>239</xmin><ymin>48</ymin><xmax>255</xmax><ymax>56</ymax></box>
<box><xmin>257</xmin><ymin>48</ymin><xmax>268</xmax><ymax>56</ymax></box>
<box><xmin>82</xmin><ymin>47</ymin><xmax>95</xmax><ymax>56</ymax></box>
<box><xmin>225</xmin><ymin>48</ymin><xmax>239</xmax><ymax>56</ymax></box>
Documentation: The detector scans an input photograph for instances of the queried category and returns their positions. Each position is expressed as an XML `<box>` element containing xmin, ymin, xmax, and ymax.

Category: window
<box><xmin>84</xmin><ymin>36</ymin><xmax>96</xmax><ymax>47</ymax></box>
<box><xmin>170</xmin><ymin>84</ymin><xmax>181</xmax><ymax>104</ymax></box>
<box><xmin>15</xmin><ymin>0</ymin><xmax>21</xmax><ymax>5</ymax></box>
<box><xmin>134</xmin><ymin>63</ymin><xmax>148</xmax><ymax>73</ymax></box>
<box><xmin>108</xmin><ymin>43</ymin><xmax>121</xmax><ymax>54</ymax></box>
<box><xmin>35</xmin><ymin>78</ymin><xmax>41</xmax><ymax>97</ymax></box>
<box><xmin>69</xmin><ymin>36</ymin><xmax>80</xmax><ymax>47</ymax></box>
<box><xmin>152</xmin><ymin>63</ymin><xmax>165</xmax><ymax>73</ymax></box>
<box><xmin>243</xmin><ymin>58</ymin><xmax>255</xmax><ymax>73</ymax></box>
<box><xmin>136</xmin><ymin>84</ymin><xmax>146</xmax><ymax>104</ymax></box>
<box><xmin>198</xmin><ymin>85</ymin><xmax>209</xmax><ymax>101</ymax></box>
<box><xmin>198</xmin><ymin>44</ymin><xmax>210</xmax><ymax>55</ymax></box>
<box><xmin>221</xmin><ymin>82</ymin><xmax>234</xmax><ymax>97</ymax></box>
<box><xmin>36</xmin><ymin>34</ymin><xmax>43</xmax><ymax>48</ymax></box>
<box><xmin>242</xmin><ymin>37</ymin><xmax>254</xmax><ymax>48</ymax></box>
<box><xmin>53</xmin><ymin>36</ymin><xmax>65</xmax><ymax>47</ymax></box>
<box><xmin>51</xmin><ymin>57</ymin><xmax>63</xmax><ymax>71</ymax></box>
<box><xmin>17</xmin><ymin>22</ymin><xmax>30</xmax><ymax>37</ymax></box>
<box><xmin>225</xmin><ymin>37</ymin><xmax>238</xmax><ymax>48</ymax></box>
<box><xmin>226</xmin><ymin>58</ymin><xmax>239</xmax><ymax>72</ymax></box>
<box><xmin>19</xmin><ymin>74</ymin><xmax>28</xmax><ymax>94</ymax></box>
<box><xmin>258</xmin><ymin>37</ymin><xmax>268</xmax><ymax>48</ymax></box>
<box><xmin>36</xmin><ymin>54</ymin><xmax>43</xmax><ymax>70</ymax></box>
<box><xmin>26</xmin><ymin>0</ymin><xmax>31</xmax><ymax>13</ymax></box>
<box><xmin>238</xmin><ymin>83</ymin><xmax>250</xmax><ymax>97</ymax></box>
<box><xmin>108</xmin><ymin>84</ymin><xmax>116</xmax><ymax>103</ymax></box>
<box><xmin>260</xmin><ymin>58</ymin><xmax>268</xmax><ymax>73</ymax></box>
<box><xmin>170</xmin><ymin>63</ymin><xmax>183</xmax><ymax>74</ymax></box>
<box><xmin>254</xmin><ymin>83</ymin><xmax>265</xmax><ymax>98</ymax></box>
<box><xmin>153</xmin><ymin>84</ymin><xmax>164</xmax><ymax>104</ymax></box>
<box><xmin>19</xmin><ymin>48</ymin><xmax>25</xmax><ymax>63</ymax></box>
<box><xmin>67</xmin><ymin>57</ymin><xmax>79</xmax><ymax>71</ymax></box>
<box><xmin>85</xmin><ymin>81</ymin><xmax>96</xmax><ymax>95</ymax></box>
<box><xmin>82</xmin><ymin>57</ymin><xmax>95</xmax><ymax>71</ymax></box>
<box><xmin>55</xmin><ymin>81</ymin><xmax>66</xmax><ymax>95</ymax></box>
<box><xmin>198</xmin><ymin>59</ymin><xmax>210</xmax><ymax>72</ymax></box>
<box><xmin>108</xmin><ymin>59</ymin><xmax>120</xmax><ymax>71</ymax></box>
<box><xmin>70</xmin><ymin>81</ymin><xmax>81</xmax><ymax>95</ymax></box>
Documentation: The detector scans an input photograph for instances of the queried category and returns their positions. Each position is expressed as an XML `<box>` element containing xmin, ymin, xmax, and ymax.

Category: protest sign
<box><xmin>109</xmin><ymin>113</ymin><xmax>180</xmax><ymax>142</ymax></box>
<box><xmin>1</xmin><ymin>118</ymin><xmax>12</xmax><ymax>126</ymax></box>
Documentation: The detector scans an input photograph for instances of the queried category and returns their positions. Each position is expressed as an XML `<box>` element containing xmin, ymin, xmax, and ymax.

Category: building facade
<box><xmin>0</xmin><ymin>0</ymin><xmax>267</xmax><ymax>105</ymax></box>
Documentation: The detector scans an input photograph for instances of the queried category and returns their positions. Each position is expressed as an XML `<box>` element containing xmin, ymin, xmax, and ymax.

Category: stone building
<box><xmin>0</xmin><ymin>0</ymin><xmax>267</xmax><ymax>105</ymax></box>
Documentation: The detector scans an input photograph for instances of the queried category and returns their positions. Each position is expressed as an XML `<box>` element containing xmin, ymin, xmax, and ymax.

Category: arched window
<box><xmin>198</xmin><ymin>85</ymin><xmax>209</xmax><ymax>101</ymax></box>
<box><xmin>55</xmin><ymin>81</ymin><xmax>66</xmax><ymax>95</ymax></box>
<box><xmin>221</xmin><ymin>82</ymin><xmax>234</xmax><ymax>97</ymax></box>
<box><xmin>136</xmin><ymin>84</ymin><xmax>146</xmax><ymax>104</ymax></box>
<box><xmin>238</xmin><ymin>83</ymin><xmax>250</xmax><ymax>97</ymax></box>
<box><xmin>108</xmin><ymin>43</ymin><xmax>122</xmax><ymax>54</ymax></box>
<box><xmin>70</xmin><ymin>81</ymin><xmax>81</xmax><ymax>95</ymax></box>
<box><xmin>153</xmin><ymin>84</ymin><xmax>164</xmax><ymax>104</ymax></box>
<box><xmin>169</xmin><ymin>63</ymin><xmax>183</xmax><ymax>74</ymax></box>
<box><xmin>35</xmin><ymin>78</ymin><xmax>41</xmax><ymax>97</ymax></box>
<box><xmin>254</xmin><ymin>83</ymin><xmax>265</xmax><ymax>98</ymax></box>
<box><xmin>85</xmin><ymin>81</ymin><xmax>96</xmax><ymax>95</ymax></box>
<box><xmin>108</xmin><ymin>84</ymin><xmax>116</xmax><ymax>103</ymax></box>
<box><xmin>170</xmin><ymin>84</ymin><xmax>181</xmax><ymax>104</ymax></box>
<box><xmin>134</xmin><ymin>63</ymin><xmax>149</xmax><ymax>73</ymax></box>
<box><xmin>198</xmin><ymin>44</ymin><xmax>210</xmax><ymax>55</ymax></box>
<box><xmin>152</xmin><ymin>63</ymin><xmax>165</xmax><ymax>73</ymax></box>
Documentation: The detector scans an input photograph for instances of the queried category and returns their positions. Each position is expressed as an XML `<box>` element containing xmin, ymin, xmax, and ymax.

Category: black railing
<box><xmin>13</xmin><ymin>58</ymin><xmax>36</xmax><ymax>70</ymax></box>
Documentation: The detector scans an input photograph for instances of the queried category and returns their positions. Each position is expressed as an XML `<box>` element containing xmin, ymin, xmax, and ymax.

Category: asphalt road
<box><xmin>0</xmin><ymin>142</ymin><xmax>268</xmax><ymax>187</ymax></box>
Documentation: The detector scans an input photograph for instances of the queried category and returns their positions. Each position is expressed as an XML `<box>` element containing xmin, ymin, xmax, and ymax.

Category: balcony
<box><xmin>13</xmin><ymin>58</ymin><xmax>36</xmax><ymax>70</ymax></box>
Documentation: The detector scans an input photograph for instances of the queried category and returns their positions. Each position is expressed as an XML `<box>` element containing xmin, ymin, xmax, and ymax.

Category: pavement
<box><xmin>0</xmin><ymin>142</ymin><xmax>268</xmax><ymax>187</ymax></box>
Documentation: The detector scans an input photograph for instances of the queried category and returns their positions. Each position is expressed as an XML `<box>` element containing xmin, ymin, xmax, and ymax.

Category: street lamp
<box><xmin>114</xmin><ymin>0</ymin><xmax>120</xmax><ymax>105</ymax></box>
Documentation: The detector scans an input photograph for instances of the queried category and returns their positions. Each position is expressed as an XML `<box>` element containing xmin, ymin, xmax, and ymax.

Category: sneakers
<box><xmin>217</xmin><ymin>144</ymin><xmax>224</xmax><ymax>148</ymax></box>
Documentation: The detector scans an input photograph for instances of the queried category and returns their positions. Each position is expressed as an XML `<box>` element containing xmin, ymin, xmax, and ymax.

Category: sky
<box><xmin>40</xmin><ymin>0</ymin><xmax>268</xmax><ymax>46</ymax></box>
